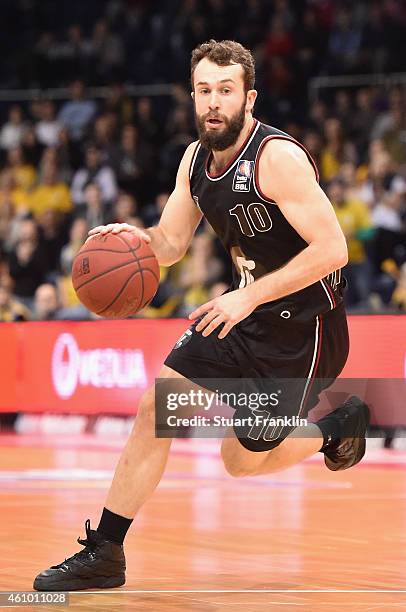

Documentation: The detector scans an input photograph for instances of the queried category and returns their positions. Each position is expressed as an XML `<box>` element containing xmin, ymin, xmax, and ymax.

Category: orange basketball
<box><xmin>72</xmin><ymin>231</ymin><xmax>159</xmax><ymax>318</ymax></box>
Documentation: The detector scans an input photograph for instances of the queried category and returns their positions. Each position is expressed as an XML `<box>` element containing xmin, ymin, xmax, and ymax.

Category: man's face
<box><xmin>328</xmin><ymin>182</ymin><xmax>345</xmax><ymax>205</ymax></box>
<box><xmin>85</xmin><ymin>184</ymin><xmax>101</xmax><ymax>208</ymax></box>
<box><xmin>86</xmin><ymin>148</ymin><xmax>101</xmax><ymax>169</ymax></box>
<box><xmin>192</xmin><ymin>58</ymin><xmax>256</xmax><ymax>151</ymax></box>
<box><xmin>35</xmin><ymin>285</ymin><xmax>58</xmax><ymax>318</ymax></box>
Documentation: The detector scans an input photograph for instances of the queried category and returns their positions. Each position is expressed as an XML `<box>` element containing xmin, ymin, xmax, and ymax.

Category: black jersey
<box><xmin>189</xmin><ymin>119</ymin><xmax>344</xmax><ymax>322</ymax></box>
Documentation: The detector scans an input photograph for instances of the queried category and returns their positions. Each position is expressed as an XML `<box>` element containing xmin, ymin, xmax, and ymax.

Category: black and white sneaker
<box><xmin>33</xmin><ymin>520</ymin><xmax>126</xmax><ymax>591</ymax></box>
<box><xmin>319</xmin><ymin>396</ymin><xmax>370</xmax><ymax>471</ymax></box>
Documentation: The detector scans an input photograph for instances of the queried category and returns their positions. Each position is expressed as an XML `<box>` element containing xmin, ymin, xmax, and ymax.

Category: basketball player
<box><xmin>34</xmin><ymin>40</ymin><xmax>369</xmax><ymax>591</ymax></box>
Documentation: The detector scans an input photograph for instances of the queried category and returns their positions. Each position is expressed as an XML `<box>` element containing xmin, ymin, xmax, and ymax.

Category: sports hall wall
<box><xmin>0</xmin><ymin>316</ymin><xmax>404</xmax><ymax>420</ymax></box>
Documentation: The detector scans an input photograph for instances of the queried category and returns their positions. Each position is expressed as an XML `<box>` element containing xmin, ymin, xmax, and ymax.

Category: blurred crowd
<box><xmin>0</xmin><ymin>0</ymin><xmax>405</xmax><ymax>321</ymax></box>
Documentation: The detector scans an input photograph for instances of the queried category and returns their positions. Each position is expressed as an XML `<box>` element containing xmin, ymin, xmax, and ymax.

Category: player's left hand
<box><xmin>189</xmin><ymin>289</ymin><xmax>256</xmax><ymax>339</ymax></box>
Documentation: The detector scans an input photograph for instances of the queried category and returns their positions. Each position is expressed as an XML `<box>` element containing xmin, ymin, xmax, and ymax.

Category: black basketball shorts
<box><xmin>164</xmin><ymin>303</ymin><xmax>349</xmax><ymax>452</ymax></box>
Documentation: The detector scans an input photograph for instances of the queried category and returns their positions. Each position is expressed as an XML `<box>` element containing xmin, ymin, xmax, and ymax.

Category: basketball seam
<box><xmin>143</xmin><ymin>267</ymin><xmax>160</xmax><ymax>284</ymax></box>
<box><xmin>116</xmin><ymin>233</ymin><xmax>142</xmax><ymax>254</ymax></box>
<box><xmin>138</xmin><ymin>269</ymin><xmax>161</xmax><ymax>311</ymax></box>
<box><xmin>97</xmin><ymin>266</ymin><xmax>159</xmax><ymax>317</ymax></box>
<box><xmin>74</xmin><ymin>247</ymin><xmax>139</xmax><ymax>254</ymax></box>
<box><xmin>74</xmin><ymin>255</ymin><xmax>157</xmax><ymax>291</ymax></box>
<box><xmin>95</xmin><ymin>267</ymin><xmax>143</xmax><ymax>316</ymax></box>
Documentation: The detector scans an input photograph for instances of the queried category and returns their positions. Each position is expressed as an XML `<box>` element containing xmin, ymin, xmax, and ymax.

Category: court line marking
<box><xmin>65</xmin><ymin>589</ymin><xmax>406</xmax><ymax>594</ymax></box>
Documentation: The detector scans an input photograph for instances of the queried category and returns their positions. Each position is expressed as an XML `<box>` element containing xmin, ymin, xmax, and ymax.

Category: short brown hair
<box><xmin>191</xmin><ymin>39</ymin><xmax>255</xmax><ymax>93</ymax></box>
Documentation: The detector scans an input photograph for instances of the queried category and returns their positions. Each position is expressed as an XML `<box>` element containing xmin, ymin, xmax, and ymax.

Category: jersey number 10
<box><xmin>229</xmin><ymin>203</ymin><xmax>273</xmax><ymax>237</ymax></box>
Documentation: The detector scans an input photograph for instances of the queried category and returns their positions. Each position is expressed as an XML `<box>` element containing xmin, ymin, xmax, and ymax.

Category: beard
<box><xmin>195</xmin><ymin>99</ymin><xmax>247</xmax><ymax>151</ymax></box>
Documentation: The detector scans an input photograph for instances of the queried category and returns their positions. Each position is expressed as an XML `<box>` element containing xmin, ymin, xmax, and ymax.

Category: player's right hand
<box><xmin>87</xmin><ymin>223</ymin><xmax>151</xmax><ymax>243</ymax></box>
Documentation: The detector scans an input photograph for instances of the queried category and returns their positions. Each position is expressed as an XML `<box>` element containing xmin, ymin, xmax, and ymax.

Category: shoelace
<box><xmin>51</xmin><ymin>520</ymin><xmax>97</xmax><ymax>569</ymax></box>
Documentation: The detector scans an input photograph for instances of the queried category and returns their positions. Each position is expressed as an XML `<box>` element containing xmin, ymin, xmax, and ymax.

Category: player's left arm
<box><xmin>190</xmin><ymin>139</ymin><xmax>348</xmax><ymax>339</ymax></box>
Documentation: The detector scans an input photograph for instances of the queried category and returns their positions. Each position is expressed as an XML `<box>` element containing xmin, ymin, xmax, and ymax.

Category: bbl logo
<box><xmin>232</xmin><ymin>160</ymin><xmax>254</xmax><ymax>192</ymax></box>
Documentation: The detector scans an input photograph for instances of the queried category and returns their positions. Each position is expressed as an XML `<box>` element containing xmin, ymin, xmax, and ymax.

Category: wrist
<box><xmin>243</xmin><ymin>282</ymin><xmax>262</xmax><ymax>309</ymax></box>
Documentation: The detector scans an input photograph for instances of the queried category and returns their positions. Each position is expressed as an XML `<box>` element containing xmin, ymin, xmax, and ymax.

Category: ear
<box><xmin>246</xmin><ymin>89</ymin><xmax>257</xmax><ymax>113</ymax></box>
<box><xmin>191</xmin><ymin>91</ymin><xmax>195</xmax><ymax>100</ymax></box>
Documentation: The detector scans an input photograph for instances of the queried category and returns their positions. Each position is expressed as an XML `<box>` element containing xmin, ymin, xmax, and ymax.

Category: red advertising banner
<box><xmin>0</xmin><ymin>316</ymin><xmax>404</xmax><ymax>415</ymax></box>
<box><xmin>12</xmin><ymin>319</ymin><xmax>187</xmax><ymax>414</ymax></box>
<box><xmin>344</xmin><ymin>315</ymin><xmax>406</xmax><ymax>377</ymax></box>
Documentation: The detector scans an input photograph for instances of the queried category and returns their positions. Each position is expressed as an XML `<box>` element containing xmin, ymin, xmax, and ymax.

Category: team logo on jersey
<box><xmin>233</xmin><ymin>160</ymin><xmax>254</xmax><ymax>192</ymax></box>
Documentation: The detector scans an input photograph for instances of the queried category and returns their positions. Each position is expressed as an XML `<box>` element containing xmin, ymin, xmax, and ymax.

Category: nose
<box><xmin>208</xmin><ymin>91</ymin><xmax>220</xmax><ymax>110</ymax></box>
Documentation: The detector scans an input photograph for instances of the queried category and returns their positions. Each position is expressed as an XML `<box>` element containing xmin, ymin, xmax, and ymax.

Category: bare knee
<box><xmin>221</xmin><ymin>437</ymin><xmax>260</xmax><ymax>478</ymax></box>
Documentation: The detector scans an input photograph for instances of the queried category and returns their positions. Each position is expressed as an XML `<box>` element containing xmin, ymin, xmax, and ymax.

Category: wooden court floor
<box><xmin>1</xmin><ymin>434</ymin><xmax>406</xmax><ymax>611</ymax></box>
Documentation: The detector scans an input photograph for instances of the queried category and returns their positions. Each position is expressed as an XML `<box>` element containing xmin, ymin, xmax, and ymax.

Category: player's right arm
<box><xmin>88</xmin><ymin>142</ymin><xmax>203</xmax><ymax>266</ymax></box>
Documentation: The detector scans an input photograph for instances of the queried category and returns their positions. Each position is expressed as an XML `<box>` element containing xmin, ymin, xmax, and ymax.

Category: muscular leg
<box><xmin>104</xmin><ymin>365</ymin><xmax>183</xmax><ymax>518</ymax></box>
<box><xmin>221</xmin><ymin>424</ymin><xmax>323</xmax><ymax>477</ymax></box>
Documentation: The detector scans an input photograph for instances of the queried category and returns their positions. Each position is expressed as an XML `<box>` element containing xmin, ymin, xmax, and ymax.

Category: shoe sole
<box><xmin>325</xmin><ymin>399</ymin><xmax>370</xmax><ymax>472</ymax></box>
<box><xmin>33</xmin><ymin>574</ymin><xmax>125</xmax><ymax>592</ymax></box>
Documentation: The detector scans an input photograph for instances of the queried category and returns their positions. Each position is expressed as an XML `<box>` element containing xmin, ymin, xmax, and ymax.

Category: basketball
<box><xmin>71</xmin><ymin>231</ymin><xmax>160</xmax><ymax>318</ymax></box>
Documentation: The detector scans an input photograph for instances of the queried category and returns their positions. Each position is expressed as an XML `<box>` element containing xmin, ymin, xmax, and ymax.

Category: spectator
<box><xmin>0</xmin><ymin>281</ymin><xmax>30</xmax><ymax>322</ymax></box>
<box><xmin>112</xmin><ymin>124</ymin><xmax>153</xmax><ymax>198</ymax></box>
<box><xmin>37</xmin><ymin>209</ymin><xmax>67</xmax><ymax>274</ymax></box>
<box><xmin>358</xmin><ymin>148</ymin><xmax>394</xmax><ymax>208</ymax></box>
<box><xmin>79</xmin><ymin>182</ymin><xmax>111</xmax><ymax>228</ymax></box>
<box><xmin>265</xmin><ymin>15</ymin><xmax>295</xmax><ymax>60</ymax></box>
<box><xmin>8</xmin><ymin>219</ymin><xmax>48</xmax><ymax>304</ymax></box>
<box><xmin>35</xmin><ymin>101</ymin><xmax>62</xmax><ymax>147</ymax></box>
<box><xmin>302</xmin><ymin>130</ymin><xmax>323</xmax><ymax>170</ymax></box>
<box><xmin>326</xmin><ymin>6</ymin><xmax>362</xmax><ymax>74</ymax></box>
<box><xmin>306</xmin><ymin>99</ymin><xmax>328</xmax><ymax>135</ymax></box>
<box><xmin>38</xmin><ymin>146</ymin><xmax>72</xmax><ymax>185</ymax></box>
<box><xmin>103</xmin><ymin>84</ymin><xmax>134</xmax><ymax>126</ymax></box>
<box><xmin>92</xmin><ymin>19</ymin><xmax>125</xmax><ymax>82</ymax></box>
<box><xmin>338</xmin><ymin>162</ymin><xmax>365</xmax><ymax>202</ymax></box>
<box><xmin>3</xmin><ymin>146</ymin><xmax>36</xmax><ymax>192</ymax></box>
<box><xmin>296</xmin><ymin>7</ymin><xmax>326</xmax><ymax>82</ymax></box>
<box><xmin>350</xmin><ymin>88</ymin><xmax>378</xmax><ymax>161</ymax></box>
<box><xmin>112</xmin><ymin>192</ymin><xmax>138</xmax><ymax>224</ymax></box>
<box><xmin>60</xmin><ymin>217</ymin><xmax>88</xmax><ymax>275</ymax></box>
<box><xmin>91</xmin><ymin>113</ymin><xmax>118</xmax><ymax>161</ymax></box>
<box><xmin>21</xmin><ymin>126</ymin><xmax>44</xmax><ymax>167</ymax></box>
<box><xmin>143</xmin><ymin>192</ymin><xmax>170</xmax><ymax>227</ymax></box>
<box><xmin>320</xmin><ymin>118</ymin><xmax>356</xmax><ymax>183</ymax></box>
<box><xmin>58</xmin><ymin>218</ymin><xmax>89</xmax><ymax>314</ymax></box>
<box><xmin>29</xmin><ymin>161</ymin><xmax>72</xmax><ymax>218</ymax></box>
<box><xmin>372</xmin><ymin>190</ymin><xmax>404</xmax><ymax>233</ymax></box>
<box><xmin>135</xmin><ymin>97</ymin><xmax>159</xmax><ymax>144</ymax></box>
<box><xmin>177</xmin><ymin>232</ymin><xmax>224</xmax><ymax>316</ymax></box>
<box><xmin>33</xmin><ymin>283</ymin><xmax>61</xmax><ymax>321</ymax></box>
<box><xmin>381</xmin><ymin>107</ymin><xmax>406</xmax><ymax>165</ymax></box>
<box><xmin>71</xmin><ymin>144</ymin><xmax>117</xmax><ymax>206</ymax></box>
<box><xmin>60</xmin><ymin>25</ymin><xmax>94</xmax><ymax>83</ymax></box>
<box><xmin>58</xmin><ymin>80</ymin><xmax>97</xmax><ymax>141</ymax></box>
<box><xmin>328</xmin><ymin>178</ymin><xmax>374</xmax><ymax>308</ymax></box>
<box><xmin>0</xmin><ymin>105</ymin><xmax>28</xmax><ymax>151</ymax></box>
<box><xmin>371</xmin><ymin>88</ymin><xmax>404</xmax><ymax>140</ymax></box>
<box><xmin>55</xmin><ymin>128</ymin><xmax>80</xmax><ymax>178</ymax></box>
<box><xmin>0</xmin><ymin>170</ymin><xmax>30</xmax><ymax>219</ymax></box>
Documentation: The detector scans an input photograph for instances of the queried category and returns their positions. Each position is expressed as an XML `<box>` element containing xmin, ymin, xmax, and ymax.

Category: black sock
<box><xmin>97</xmin><ymin>508</ymin><xmax>133</xmax><ymax>545</ymax></box>
<box><xmin>317</xmin><ymin>416</ymin><xmax>342</xmax><ymax>453</ymax></box>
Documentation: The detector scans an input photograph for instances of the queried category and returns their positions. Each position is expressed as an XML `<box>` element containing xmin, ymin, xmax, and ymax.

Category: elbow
<box><xmin>326</xmin><ymin>242</ymin><xmax>348</xmax><ymax>272</ymax></box>
<box><xmin>158</xmin><ymin>247</ymin><xmax>186</xmax><ymax>267</ymax></box>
